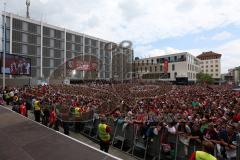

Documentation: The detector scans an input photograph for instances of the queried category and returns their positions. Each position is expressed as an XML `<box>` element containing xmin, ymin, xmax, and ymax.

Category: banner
<box><xmin>67</xmin><ymin>60</ymin><xmax>97</xmax><ymax>71</ymax></box>
<box><xmin>163</xmin><ymin>59</ymin><xmax>168</xmax><ymax>73</ymax></box>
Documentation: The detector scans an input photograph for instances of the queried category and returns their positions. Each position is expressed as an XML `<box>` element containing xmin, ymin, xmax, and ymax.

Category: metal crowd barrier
<box><xmin>77</xmin><ymin>120</ymin><xmax>239</xmax><ymax>160</ymax></box>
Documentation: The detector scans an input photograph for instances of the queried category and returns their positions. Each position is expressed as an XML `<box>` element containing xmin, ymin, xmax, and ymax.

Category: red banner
<box><xmin>163</xmin><ymin>59</ymin><xmax>168</xmax><ymax>73</ymax></box>
<box><xmin>67</xmin><ymin>60</ymin><xmax>97</xmax><ymax>71</ymax></box>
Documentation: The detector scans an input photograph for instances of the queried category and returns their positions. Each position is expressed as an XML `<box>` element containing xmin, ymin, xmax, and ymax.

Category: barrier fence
<box><xmin>74</xmin><ymin>117</ymin><xmax>240</xmax><ymax>160</ymax></box>
<box><xmin>8</xmin><ymin>102</ymin><xmax>240</xmax><ymax>160</ymax></box>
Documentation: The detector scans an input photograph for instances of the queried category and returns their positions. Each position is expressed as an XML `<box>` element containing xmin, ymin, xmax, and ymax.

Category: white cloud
<box><xmin>211</xmin><ymin>31</ymin><xmax>233</xmax><ymax>41</ymax></box>
<box><xmin>2</xmin><ymin>0</ymin><xmax>240</xmax><ymax>73</ymax></box>
<box><xmin>215</xmin><ymin>39</ymin><xmax>240</xmax><ymax>73</ymax></box>
<box><xmin>3</xmin><ymin>0</ymin><xmax>240</xmax><ymax>44</ymax></box>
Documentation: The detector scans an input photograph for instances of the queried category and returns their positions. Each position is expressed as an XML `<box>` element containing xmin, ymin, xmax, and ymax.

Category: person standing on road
<box><xmin>98</xmin><ymin>116</ymin><xmax>111</xmax><ymax>153</ymax></box>
<box><xmin>33</xmin><ymin>99</ymin><xmax>41</xmax><ymax>122</ymax></box>
<box><xmin>19</xmin><ymin>102</ymin><xmax>27</xmax><ymax>117</ymax></box>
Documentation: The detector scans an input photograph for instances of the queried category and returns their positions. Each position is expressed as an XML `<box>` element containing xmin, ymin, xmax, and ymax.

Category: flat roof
<box><xmin>135</xmin><ymin>52</ymin><xmax>200</xmax><ymax>61</ymax></box>
<box><xmin>0</xmin><ymin>106</ymin><xmax>121</xmax><ymax>160</ymax></box>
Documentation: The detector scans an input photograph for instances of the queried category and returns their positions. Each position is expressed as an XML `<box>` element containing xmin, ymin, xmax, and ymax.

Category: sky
<box><xmin>2</xmin><ymin>0</ymin><xmax>240</xmax><ymax>73</ymax></box>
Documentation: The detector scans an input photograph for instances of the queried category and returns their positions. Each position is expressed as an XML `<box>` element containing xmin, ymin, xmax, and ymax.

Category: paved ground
<box><xmin>0</xmin><ymin>106</ymin><xmax>122</xmax><ymax>160</ymax></box>
<box><xmin>2</xmin><ymin>105</ymin><xmax>136</xmax><ymax>160</ymax></box>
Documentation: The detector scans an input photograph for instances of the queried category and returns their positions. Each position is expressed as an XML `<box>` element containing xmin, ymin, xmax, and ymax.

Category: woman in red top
<box><xmin>19</xmin><ymin>102</ymin><xmax>27</xmax><ymax>117</ymax></box>
<box><xmin>49</xmin><ymin>107</ymin><xmax>57</xmax><ymax>128</ymax></box>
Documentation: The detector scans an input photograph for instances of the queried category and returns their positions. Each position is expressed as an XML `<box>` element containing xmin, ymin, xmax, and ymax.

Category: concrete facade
<box><xmin>197</xmin><ymin>51</ymin><xmax>221</xmax><ymax>81</ymax></box>
<box><xmin>0</xmin><ymin>12</ymin><xmax>133</xmax><ymax>85</ymax></box>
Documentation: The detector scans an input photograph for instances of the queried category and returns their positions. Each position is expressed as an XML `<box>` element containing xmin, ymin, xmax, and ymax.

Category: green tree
<box><xmin>196</xmin><ymin>72</ymin><xmax>215</xmax><ymax>84</ymax></box>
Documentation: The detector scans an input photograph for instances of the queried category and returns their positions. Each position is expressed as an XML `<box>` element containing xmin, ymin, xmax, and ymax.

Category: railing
<box><xmin>77</xmin><ymin>119</ymin><xmax>239</xmax><ymax>160</ymax></box>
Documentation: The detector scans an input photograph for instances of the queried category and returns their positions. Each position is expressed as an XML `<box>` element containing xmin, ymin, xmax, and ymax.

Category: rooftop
<box><xmin>197</xmin><ymin>51</ymin><xmax>222</xmax><ymax>60</ymax></box>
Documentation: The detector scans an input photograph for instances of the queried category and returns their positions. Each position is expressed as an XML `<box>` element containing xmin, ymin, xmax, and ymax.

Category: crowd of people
<box><xmin>2</xmin><ymin>82</ymin><xmax>240</xmax><ymax>160</ymax></box>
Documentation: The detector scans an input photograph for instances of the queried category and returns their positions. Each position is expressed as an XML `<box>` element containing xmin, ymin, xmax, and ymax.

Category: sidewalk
<box><xmin>4</xmin><ymin>105</ymin><xmax>136</xmax><ymax>160</ymax></box>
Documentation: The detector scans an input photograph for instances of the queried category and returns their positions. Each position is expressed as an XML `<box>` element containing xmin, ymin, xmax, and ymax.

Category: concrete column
<box><xmin>64</xmin><ymin>29</ymin><xmax>66</xmax><ymax>78</ymax></box>
<box><xmin>40</xmin><ymin>22</ymin><xmax>43</xmax><ymax>78</ymax></box>
<box><xmin>82</xmin><ymin>34</ymin><xmax>85</xmax><ymax>79</ymax></box>
<box><xmin>9</xmin><ymin>14</ymin><xmax>12</xmax><ymax>79</ymax></box>
<box><xmin>9</xmin><ymin>14</ymin><xmax>12</xmax><ymax>54</ymax></box>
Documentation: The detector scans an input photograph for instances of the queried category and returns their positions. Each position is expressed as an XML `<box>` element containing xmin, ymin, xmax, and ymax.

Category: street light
<box><xmin>2</xmin><ymin>1</ymin><xmax>6</xmax><ymax>89</ymax></box>
<box><xmin>26</xmin><ymin>0</ymin><xmax>30</xmax><ymax>18</ymax></box>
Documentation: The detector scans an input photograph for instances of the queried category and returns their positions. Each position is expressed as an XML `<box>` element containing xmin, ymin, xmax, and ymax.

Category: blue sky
<box><xmin>2</xmin><ymin>0</ymin><xmax>240</xmax><ymax>73</ymax></box>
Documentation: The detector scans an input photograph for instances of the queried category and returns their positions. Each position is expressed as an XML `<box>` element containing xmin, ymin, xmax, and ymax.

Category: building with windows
<box><xmin>0</xmin><ymin>12</ymin><xmax>133</xmax><ymax>85</ymax></box>
<box><xmin>197</xmin><ymin>51</ymin><xmax>221</xmax><ymax>81</ymax></box>
<box><xmin>222</xmin><ymin>67</ymin><xmax>240</xmax><ymax>85</ymax></box>
<box><xmin>133</xmin><ymin>52</ymin><xmax>201</xmax><ymax>83</ymax></box>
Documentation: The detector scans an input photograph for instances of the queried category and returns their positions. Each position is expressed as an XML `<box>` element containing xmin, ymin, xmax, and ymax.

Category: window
<box><xmin>215</xmin><ymin>65</ymin><xmax>218</xmax><ymax>67</ymax></box>
<box><xmin>28</xmin><ymin>23</ymin><xmax>37</xmax><ymax>33</ymax></box>
<box><xmin>54</xmin><ymin>40</ymin><xmax>61</xmax><ymax>49</ymax></box>
<box><xmin>145</xmin><ymin>67</ymin><xmax>147</xmax><ymax>72</ymax></box>
<box><xmin>28</xmin><ymin>34</ymin><xmax>37</xmax><ymax>44</ymax></box>
<box><xmin>75</xmin><ymin>36</ymin><xmax>83</xmax><ymax>44</ymax></box>
<box><xmin>216</xmin><ymin>74</ymin><xmax>219</xmax><ymax>76</ymax></box>
<box><xmin>211</xmin><ymin>65</ymin><xmax>213</xmax><ymax>67</ymax></box>
<box><xmin>66</xmin><ymin>33</ymin><xmax>72</xmax><ymax>41</ymax></box>
<box><xmin>67</xmin><ymin>42</ymin><xmax>72</xmax><ymax>51</ymax></box>
<box><xmin>54</xmin><ymin>30</ymin><xmax>62</xmax><ymax>39</ymax></box>
<box><xmin>206</xmin><ymin>61</ymin><xmax>208</xmax><ymax>64</ymax></box>
<box><xmin>85</xmin><ymin>38</ymin><xmax>90</xmax><ymax>46</ymax></box>
<box><xmin>155</xmin><ymin>66</ymin><xmax>157</xmax><ymax>72</ymax></box>
<box><xmin>43</xmin><ymin>27</ymin><xmax>50</xmax><ymax>36</ymax></box>
<box><xmin>215</xmin><ymin>69</ymin><xmax>218</xmax><ymax>72</ymax></box>
<box><xmin>150</xmin><ymin>66</ymin><xmax>152</xmax><ymax>72</ymax></box>
<box><xmin>43</xmin><ymin>58</ymin><xmax>50</xmax><ymax>67</ymax></box>
<box><xmin>13</xmin><ymin>19</ymin><xmax>22</xmax><ymax>30</ymax></box>
<box><xmin>12</xmin><ymin>42</ymin><xmax>22</xmax><ymax>53</ymax></box>
<box><xmin>91</xmin><ymin>39</ymin><xmax>97</xmax><ymax>47</ymax></box>
<box><xmin>172</xmin><ymin>64</ymin><xmax>175</xmax><ymax>71</ymax></box>
<box><xmin>206</xmin><ymin>69</ymin><xmax>208</xmax><ymax>72</ymax></box>
<box><xmin>141</xmin><ymin>67</ymin><xmax>142</xmax><ymax>72</ymax></box>
<box><xmin>211</xmin><ymin>69</ymin><xmax>213</xmax><ymax>72</ymax></box>
<box><xmin>147</xmin><ymin>60</ymin><xmax>148</xmax><ymax>65</ymax></box>
<box><xmin>206</xmin><ymin>65</ymin><xmax>208</xmax><ymax>68</ymax></box>
<box><xmin>174</xmin><ymin>72</ymin><xmax>177</xmax><ymax>78</ymax></box>
<box><xmin>12</xmin><ymin>31</ymin><xmax>22</xmax><ymax>41</ymax></box>
<box><xmin>151</xmin><ymin>59</ymin><xmax>154</xmax><ymax>65</ymax></box>
<box><xmin>27</xmin><ymin>45</ymin><xmax>37</xmax><ymax>56</ymax></box>
<box><xmin>75</xmin><ymin>44</ymin><xmax>82</xmax><ymax>52</ymax></box>
<box><xmin>43</xmin><ymin>48</ymin><xmax>50</xmax><ymax>57</ymax></box>
<box><xmin>54</xmin><ymin>50</ymin><xmax>61</xmax><ymax>58</ymax></box>
<box><xmin>160</xmin><ymin>65</ymin><xmax>163</xmax><ymax>71</ymax></box>
<box><xmin>43</xmin><ymin>37</ymin><xmax>50</xmax><ymax>47</ymax></box>
<box><xmin>85</xmin><ymin>46</ymin><xmax>90</xmax><ymax>53</ymax></box>
<box><xmin>54</xmin><ymin>59</ymin><xmax>61</xmax><ymax>67</ymax></box>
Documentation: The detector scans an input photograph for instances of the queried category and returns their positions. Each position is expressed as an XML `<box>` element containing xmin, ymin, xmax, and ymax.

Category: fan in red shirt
<box><xmin>19</xmin><ymin>102</ymin><xmax>27</xmax><ymax>117</ymax></box>
<box><xmin>49</xmin><ymin>107</ymin><xmax>57</xmax><ymax>128</ymax></box>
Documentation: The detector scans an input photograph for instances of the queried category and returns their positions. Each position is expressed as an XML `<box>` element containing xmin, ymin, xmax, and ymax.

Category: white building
<box><xmin>134</xmin><ymin>52</ymin><xmax>201</xmax><ymax>83</ymax></box>
<box><xmin>197</xmin><ymin>51</ymin><xmax>221</xmax><ymax>81</ymax></box>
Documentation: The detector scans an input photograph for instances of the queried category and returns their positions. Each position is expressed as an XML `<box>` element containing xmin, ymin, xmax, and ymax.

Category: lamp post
<box><xmin>26</xmin><ymin>0</ymin><xmax>30</xmax><ymax>18</ymax></box>
<box><xmin>2</xmin><ymin>1</ymin><xmax>6</xmax><ymax>89</ymax></box>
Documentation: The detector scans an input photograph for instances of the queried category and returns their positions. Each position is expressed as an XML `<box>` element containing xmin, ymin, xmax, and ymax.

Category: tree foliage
<box><xmin>196</xmin><ymin>72</ymin><xmax>215</xmax><ymax>84</ymax></box>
